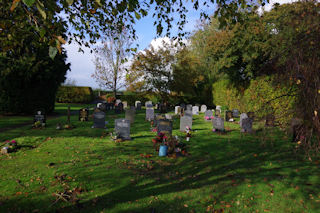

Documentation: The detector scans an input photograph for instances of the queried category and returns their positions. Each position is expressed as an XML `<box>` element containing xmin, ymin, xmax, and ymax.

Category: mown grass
<box><xmin>0</xmin><ymin>104</ymin><xmax>319</xmax><ymax>213</ymax></box>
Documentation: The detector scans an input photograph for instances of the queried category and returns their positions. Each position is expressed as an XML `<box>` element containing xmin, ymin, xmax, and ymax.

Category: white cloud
<box><xmin>258</xmin><ymin>0</ymin><xmax>299</xmax><ymax>14</ymax></box>
<box><xmin>64</xmin><ymin>42</ymin><xmax>99</xmax><ymax>89</ymax></box>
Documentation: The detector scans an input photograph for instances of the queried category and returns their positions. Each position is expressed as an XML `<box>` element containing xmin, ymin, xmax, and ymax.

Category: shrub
<box><xmin>56</xmin><ymin>86</ymin><xmax>94</xmax><ymax>103</ymax></box>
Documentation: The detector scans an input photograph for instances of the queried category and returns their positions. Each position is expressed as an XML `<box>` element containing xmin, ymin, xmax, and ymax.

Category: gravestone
<box><xmin>180</xmin><ymin>116</ymin><xmax>192</xmax><ymax>132</ymax></box>
<box><xmin>136</xmin><ymin>102</ymin><xmax>142</xmax><ymax>110</ymax></box>
<box><xmin>215</xmin><ymin>109</ymin><xmax>221</xmax><ymax>117</ymax></box>
<box><xmin>175</xmin><ymin>106</ymin><xmax>180</xmax><ymax>114</ymax></box>
<box><xmin>122</xmin><ymin>101</ymin><xmax>128</xmax><ymax>109</ymax></box>
<box><xmin>216</xmin><ymin>105</ymin><xmax>222</xmax><ymax>111</ymax></box>
<box><xmin>115</xmin><ymin>102</ymin><xmax>123</xmax><ymax>114</ymax></box>
<box><xmin>34</xmin><ymin>110</ymin><xmax>46</xmax><ymax>124</ymax></box>
<box><xmin>79</xmin><ymin>108</ymin><xmax>89</xmax><ymax>121</ymax></box>
<box><xmin>204</xmin><ymin>110</ymin><xmax>213</xmax><ymax>121</ymax></box>
<box><xmin>146</xmin><ymin>108</ymin><xmax>155</xmax><ymax>121</ymax></box>
<box><xmin>154</xmin><ymin>114</ymin><xmax>165</xmax><ymax>127</ymax></box>
<box><xmin>241</xmin><ymin>118</ymin><xmax>253</xmax><ymax>133</ymax></box>
<box><xmin>106</xmin><ymin>103</ymin><xmax>113</xmax><ymax>111</ymax></box>
<box><xmin>135</xmin><ymin>101</ymin><xmax>141</xmax><ymax>108</ymax></box>
<box><xmin>192</xmin><ymin>106</ymin><xmax>199</xmax><ymax>115</ymax></box>
<box><xmin>184</xmin><ymin>110</ymin><xmax>193</xmax><ymax>118</ymax></box>
<box><xmin>125</xmin><ymin>108</ymin><xmax>136</xmax><ymax>124</ymax></box>
<box><xmin>180</xmin><ymin>103</ymin><xmax>186</xmax><ymax>110</ymax></box>
<box><xmin>232</xmin><ymin>109</ymin><xmax>240</xmax><ymax>118</ymax></box>
<box><xmin>165</xmin><ymin>114</ymin><xmax>172</xmax><ymax>120</ymax></box>
<box><xmin>157</xmin><ymin>119</ymin><xmax>172</xmax><ymax>135</ymax></box>
<box><xmin>186</xmin><ymin>104</ymin><xmax>192</xmax><ymax>111</ymax></box>
<box><xmin>115</xmin><ymin>99</ymin><xmax>122</xmax><ymax>105</ymax></box>
<box><xmin>145</xmin><ymin>101</ymin><xmax>152</xmax><ymax>108</ymax></box>
<box><xmin>115</xmin><ymin>119</ymin><xmax>131</xmax><ymax>140</ymax></box>
<box><xmin>266</xmin><ymin>114</ymin><xmax>275</xmax><ymax>127</ymax></box>
<box><xmin>200</xmin><ymin>105</ymin><xmax>207</xmax><ymax>113</ymax></box>
<box><xmin>146</xmin><ymin>103</ymin><xmax>153</xmax><ymax>109</ymax></box>
<box><xmin>93</xmin><ymin>111</ymin><xmax>106</xmax><ymax>128</ymax></box>
<box><xmin>97</xmin><ymin>102</ymin><xmax>106</xmax><ymax>111</ymax></box>
<box><xmin>240</xmin><ymin>113</ymin><xmax>248</xmax><ymax>128</ymax></box>
<box><xmin>155</xmin><ymin>104</ymin><xmax>158</xmax><ymax>110</ymax></box>
<box><xmin>225</xmin><ymin>110</ymin><xmax>233</xmax><ymax>122</ymax></box>
<box><xmin>212</xmin><ymin>117</ymin><xmax>224</xmax><ymax>131</ymax></box>
<box><xmin>247</xmin><ymin>112</ymin><xmax>255</xmax><ymax>121</ymax></box>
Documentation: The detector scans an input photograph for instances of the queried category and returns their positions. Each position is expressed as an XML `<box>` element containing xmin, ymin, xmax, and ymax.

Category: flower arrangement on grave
<box><xmin>110</xmin><ymin>132</ymin><xmax>124</xmax><ymax>143</ymax></box>
<box><xmin>186</xmin><ymin>126</ymin><xmax>192</xmax><ymax>141</ymax></box>
<box><xmin>204</xmin><ymin>115</ymin><xmax>214</xmax><ymax>121</ymax></box>
<box><xmin>1</xmin><ymin>140</ymin><xmax>18</xmax><ymax>154</ymax></box>
<box><xmin>56</xmin><ymin>123</ymin><xmax>75</xmax><ymax>130</ymax></box>
<box><xmin>152</xmin><ymin>132</ymin><xmax>167</xmax><ymax>151</ymax></box>
<box><xmin>32</xmin><ymin>121</ymin><xmax>45</xmax><ymax>129</ymax></box>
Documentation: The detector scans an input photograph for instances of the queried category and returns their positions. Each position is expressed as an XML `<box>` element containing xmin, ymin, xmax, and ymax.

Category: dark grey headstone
<box><xmin>115</xmin><ymin>103</ymin><xmax>123</xmax><ymax>114</ymax></box>
<box><xmin>232</xmin><ymin>109</ymin><xmax>240</xmax><ymax>118</ymax></box>
<box><xmin>157</xmin><ymin>119</ymin><xmax>172</xmax><ymax>135</ymax></box>
<box><xmin>93</xmin><ymin>111</ymin><xmax>106</xmax><ymax>128</ymax></box>
<box><xmin>180</xmin><ymin>116</ymin><xmax>192</xmax><ymax>132</ymax></box>
<box><xmin>79</xmin><ymin>108</ymin><xmax>89</xmax><ymax>121</ymax></box>
<box><xmin>125</xmin><ymin>108</ymin><xmax>136</xmax><ymax>124</ymax></box>
<box><xmin>145</xmin><ymin>101</ymin><xmax>152</xmax><ymax>107</ymax></box>
<box><xmin>212</xmin><ymin>117</ymin><xmax>224</xmax><ymax>131</ymax></box>
<box><xmin>146</xmin><ymin>108</ymin><xmax>155</xmax><ymax>121</ymax></box>
<box><xmin>241</xmin><ymin>118</ymin><xmax>253</xmax><ymax>133</ymax></box>
<box><xmin>115</xmin><ymin>119</ymin><xmax>131</xmax><ymax>140</ymax></box>
<box><xmin>136</xmin><ymin>102</ymin><xmax>142</xmax><ymax>110</ymax></box>
<box><xmin>225</xmin><ymin>110</ymin><xmax>233</xmax><ymax>122</ymax></box>
<box><xmin>34</xmin><ymin>110</ymin><xmax>46</xmax><ymax>124</ymax></box>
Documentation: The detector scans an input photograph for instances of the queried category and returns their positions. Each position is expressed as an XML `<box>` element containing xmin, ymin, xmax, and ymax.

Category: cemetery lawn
<box><xmin>0</xmin><ymin>104</ymin><xmax>319</xmax><ymax>213</ymax></box>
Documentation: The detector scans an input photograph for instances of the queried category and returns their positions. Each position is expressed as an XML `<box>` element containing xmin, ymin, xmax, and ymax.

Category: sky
<box><xmin>64</xmin><ymin>0</ymin><xmax>298</xmax><ymax>89</ymax></box>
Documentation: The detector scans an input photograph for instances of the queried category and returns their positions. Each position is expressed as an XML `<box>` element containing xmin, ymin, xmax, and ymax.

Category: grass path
<box><xmin>0</xmin><ymin>105</ymin><xmax>319</xmax><ymax>212</ymax></box>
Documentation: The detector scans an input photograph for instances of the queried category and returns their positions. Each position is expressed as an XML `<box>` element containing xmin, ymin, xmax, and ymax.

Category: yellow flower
<box><xmin>296</xmin><ymin>79</ymin><xmax>301</xmax><ymax>85</ymax></box>
<box><xmin>297</xmin><ymin>141</ymin><xmax>301</xmax><ymax>145</ymax></box>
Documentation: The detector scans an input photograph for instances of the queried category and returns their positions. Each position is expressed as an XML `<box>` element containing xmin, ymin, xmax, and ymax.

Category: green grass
<box><xmin>0</xmin><ymin>104</ymin><xmax>319</xmax><ymax>213</ymax></box>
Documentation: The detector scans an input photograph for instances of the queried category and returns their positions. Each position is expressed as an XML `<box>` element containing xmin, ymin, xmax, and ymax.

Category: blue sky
<box><xmin>64</xmin><ymin>0</ymin><xmax>296</xmax><ymax>89</ymax></box>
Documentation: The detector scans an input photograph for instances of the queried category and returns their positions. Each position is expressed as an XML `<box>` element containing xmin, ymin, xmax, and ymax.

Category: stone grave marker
<box><xmin>135</xmin><ymin>101</ymin><xmax>141</xmax><ymax>108</ymax></box>
<box><xmin>145</xmin><ymin>101</ymin><xmax>152</xmax><ymax>108</ymax></box>
<box><xmin>240</xmin><ymin>113</ymin><xmax>248</xmax><ymax>128</ymax></box>
<box><xmin>232</xmin><ymin>109</ymin><xmax>240</xmax><ymax>118</ymax></box>
<box><xmin>146</xmin><ymin>108</ymin><xmax>155</xmax><ymax>121</ymax></box>
<box><xmin>225</xmin><ymin>110</ymin><xmax>233</xmax><ymax>122</ymax></box>
<box><xmin>241</xmin><ymin>118</ymin><xmax>253</xmax><ymax>133</ymax></box>
<box><xmin>115</xmin><ymin>102</ymin><xmax>123</xmax><ymax>114</ymax></box>
<box><xmin>157</xmin><ymin>119</ymin><xmax>172</xmax><ymax>135</ymax></box>
<box><xmin>136</xmin><ymin>102</ymin><xmax>142</xmax><ymax>110</ymax></box>
<box><xmin>216</xmin><ymin>105</ymin><xmax>222</xmax><ymax>111</ymax></box>
<box><xmin>186</xmin><ymin>104</ymin><xmax>192</xmax><ymax>111</ymax></box>
<box><xmin>115</xmin><ymin>119</ymin><xmax>131</xmax><ymax>140</ymax></box>
<box><xmin>79</xmin><ymin>108</ymin><xmax>89</xmax><ymax>121</ymax></box>
<box><xmin>215</xmin><ymin>109</ymin><xmax>221</xmax><ymax>117</ymax></box>
<box><xmin>184</xmin><ymin>109</ymin><xmax>193</xmax><ymax>118</ymax></box>
<box><xmin>200</xmin><ymin>105</ymin><xmax>207</xmax><ymax>113</ymax></box>
<box><xmin>125</xmin><ymin>108</ymin><xmax>136</xmax><ymax>124</ymax></box>
<box><xmin>204</xmin><ymin>110</ymin><xmax>213</xmax><ymax>121</ymax></box>
<box><xmin>165</xmin><ymin>114</ymin><xmax>172</xmax><ymax>120</ymax></box>
<box><xmin>122</xmin><ymin>101</ymin><xmax>128</xmax><ymax>109</ymax></box>
<box><xmin>180</xmin><ymin>116</ymin><xmax>192</xmax><ymax>132</ymax></box>
<box><xmin>115</xmin><ymin>99</ymin><xmax>122</xmax><ymax>105</ymax></box>
<box><xmin>212</xmin><ymin>117</ymin><xmax>224</xmax><ymax>131</ymax></box>
<box><xmin>175</xmin><ymin>106</ymin><xmax>180</xmax><ymax>114</ymax></box>
<box><xmin>154</xmin><ymin>114</ymin><xmax>165</xmax><ymax>127</ymax></box>
<box><xmin>192</xmin><ymin>106</ymin><xmax>199</xmax><ymax>115</ymax></box>
<box><xmin>34</xmin><ymin>110</ymin><xmax>46</xmax><ymax>124</ymax></box>
<box><xmin>93</xmin><ymin>111</ymin><xmax>106</xmax><ymax>128</ymax></box>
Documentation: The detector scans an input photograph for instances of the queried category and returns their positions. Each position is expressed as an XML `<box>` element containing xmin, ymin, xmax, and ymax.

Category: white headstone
<box><xmin>200</xmin><ymin>105</ymin><xmax>207</xmax><ymax>113</ymax></box>
<box><xmin>192</xmin><ymin>106</ymin><xmax>199</xmax><ymax>115</ymax></box>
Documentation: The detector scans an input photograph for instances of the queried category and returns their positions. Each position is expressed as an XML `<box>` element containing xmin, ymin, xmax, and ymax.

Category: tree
<box><xmin>0</xmin><ymin>0</ymin><xmax>70</xmax><ymax>114</ymax></box>
<box><xmin>129</xmin><ymin>40</ymin><xmax>177</xmax><ymax>101</ymax></box>
<box><xmin>5</xmin><ymin>0</ymin><xmax>269</xmax><ymax>58</ymax></box>
<box><xmin>92</xmin><ymin>29</ymin><xmax>133</xmax><ymax>98</ymax></box>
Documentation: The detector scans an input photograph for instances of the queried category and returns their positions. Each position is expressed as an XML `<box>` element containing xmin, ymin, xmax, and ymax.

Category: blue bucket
<box><xmin>159</xmin><ymin>145</ymin><xmax>168</xmax><ymax>157</ymax></box>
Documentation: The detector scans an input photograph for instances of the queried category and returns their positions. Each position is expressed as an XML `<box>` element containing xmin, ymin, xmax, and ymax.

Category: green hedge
<box><xmin>212</xmin><ymin>76</ymin><xmax>296</xmax><ymax>125</ymax></box>
<box><xmin>56</xmin><ymin>86</ymin><xmax>94</xmax><ymax>103</ymax></box>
